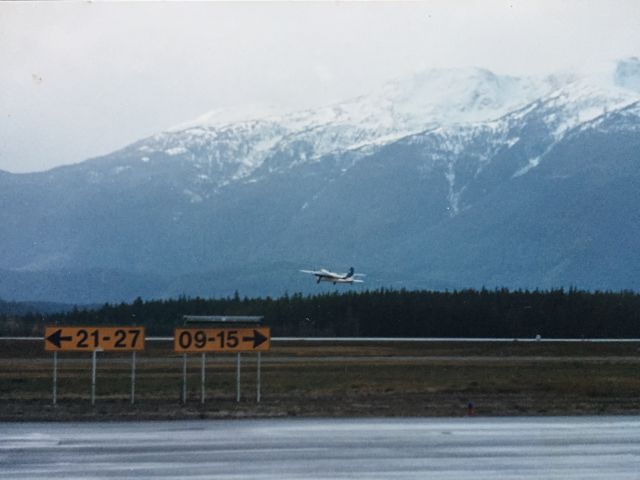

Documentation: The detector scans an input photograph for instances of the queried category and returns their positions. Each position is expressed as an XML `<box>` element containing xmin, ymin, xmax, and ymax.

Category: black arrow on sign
<box><xmin>46</xmin><ymin>329</ymin><xmax>72</xmax><ymax>349</ymax></box>
<box><xmin>242</xmin><ymin>329</ymin><xmax>268</xmax><ymax>349</ymax></box>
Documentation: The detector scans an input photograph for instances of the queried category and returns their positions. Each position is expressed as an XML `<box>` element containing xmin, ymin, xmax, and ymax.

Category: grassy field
<box><xmin>1</xmin><ymin>340</ymin><xmax>640</xmax><ymax>420</ymax></box>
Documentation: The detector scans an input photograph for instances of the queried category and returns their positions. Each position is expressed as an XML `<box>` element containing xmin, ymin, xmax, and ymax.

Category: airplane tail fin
<box><xmin>344</xmin><ymin>267</ymin><xmax>355</xmax><ymax>279</ymax></box>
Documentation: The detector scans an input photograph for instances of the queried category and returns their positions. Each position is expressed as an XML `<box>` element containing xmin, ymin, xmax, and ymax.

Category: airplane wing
<box><xmin>300</xmin><ymin>269</ymin><xmax>327</xmax><ymax>278</ymax></box>
<box><xmin>301</xmin><ymin>269</ymin><xmax>342</xmax><ymax>279</ymax></box>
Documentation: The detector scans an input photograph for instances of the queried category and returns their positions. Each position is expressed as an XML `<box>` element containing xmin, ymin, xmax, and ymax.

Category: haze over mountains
<box><xmin>2</xmin><ymin>58</ymin><xmax>640</xmax><ymax>304</ymax></box>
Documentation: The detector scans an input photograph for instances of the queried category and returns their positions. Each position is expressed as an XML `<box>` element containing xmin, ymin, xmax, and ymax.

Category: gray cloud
<box><xmin>1</xmin><ymin>1</ymin><xmax>639</xmax><ymax>172</ymax></box>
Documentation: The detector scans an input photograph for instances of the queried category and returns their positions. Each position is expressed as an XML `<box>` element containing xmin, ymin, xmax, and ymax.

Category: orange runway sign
<box><xmin>44</xmin><ymin>326</ymin><xmax>145</xmax><ymax>352</ymax></box>
<box><xmin>174</xmin><ymin>327</ymin><xmax>271</xmax><ymax>353</ymax></box>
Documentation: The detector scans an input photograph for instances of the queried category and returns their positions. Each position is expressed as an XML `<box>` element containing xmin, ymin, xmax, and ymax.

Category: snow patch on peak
<box><xmin>166</xmin><ymin>146</ymin><xmax>188</xmax><ymax>156</ymax></box>
<box><xmin>231</xmin><ymin>134</ymin><xmax>284</xmax><ymax>181</ymax></box>
<box><xmin>169</xmin><ymin>104</ymin><xmax>288</xmax><ymax>131</ymax></box>
<box><xmin>444</xmin><ymin>160</ymin><xmax>467</xmax><ymax>217</ymax></box>
<box><xmin>542</xmin><ymin>76</ymin><xmax>640</xmax><ymax>139</ymax></box>
<box><xmin>373</xmin><ymin>67</ymin><xmax>564</xmax><ymax>128</ymax></box>
<box><xmin>513</xmin><ymin>156</ymin><xmax>541</xmax><ymax>178</ymax></box>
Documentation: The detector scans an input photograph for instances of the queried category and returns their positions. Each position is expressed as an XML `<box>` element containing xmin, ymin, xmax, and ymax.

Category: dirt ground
<box><xmin>1</xmin><ymin>340</ymin><xmax>640</xmax><ymax>421</ymax></box>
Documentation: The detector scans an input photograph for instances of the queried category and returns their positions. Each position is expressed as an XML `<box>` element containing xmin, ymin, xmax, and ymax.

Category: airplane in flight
<box><xmin>300</xmin><ymin>267</ymin><xmax>365</xmax><ymax>285</ymax></box>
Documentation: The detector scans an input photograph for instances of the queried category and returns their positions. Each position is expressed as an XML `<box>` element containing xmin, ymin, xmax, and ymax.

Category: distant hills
<box><xmin>0</xmin><ymin>298</ymin><xmax>74</xmax><ymax>316</ymax></box>
<box><xmin>1</xmin><ymin>58</ymin><xmax>640</xmax><ymax>303</ymax></box>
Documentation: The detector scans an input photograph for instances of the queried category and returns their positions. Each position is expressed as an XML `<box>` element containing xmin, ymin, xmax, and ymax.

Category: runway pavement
<box><xmin>1</xmin><ymin>417</ymin><xmax>639</xmax><ymax>479</ymax></box>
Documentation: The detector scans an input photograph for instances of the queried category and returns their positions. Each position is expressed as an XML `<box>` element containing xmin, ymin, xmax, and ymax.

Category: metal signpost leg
<box><xmin>201</xmin><ymin>353</ymin><xmax>206</xmax><ymax>405</ymax></box>
<box><xmin>236</xmin><ymin>353</ymin><xmax>241</xmax><ymax>403</ymax></box>
<box><xmin>131</xmin><ymin>351</ymin><xmax>136</xmax><ymax>405</ymax></box>
<box><xmin>256</xmin><ymin>352</ymin><xmax>261</xmax><ymax>403</ymax></box>
<box><xmin>182</xmin><ymin>353</ymin><xmax>187</xmax><ymax>404</ymax></box>
<box><xmin>52</xmin><ymin>352</ymin><xmax>58</xmax><ymax>406</ymax></box>
<box><xmin>91</xmin><ymin>350</ymin><xmax>97</xmax><ymax>406</ymax></box>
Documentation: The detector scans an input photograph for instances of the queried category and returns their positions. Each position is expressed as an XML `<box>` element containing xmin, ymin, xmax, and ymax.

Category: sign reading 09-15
<box><xmin>45</xmin><ymin>326</ymin><xmax>145</xmax><ymax>352</ymax></box>
<box><xmin>174</xmin><ymin>327</ymin><xmax>271</xmax><ymax>353</ymax></box>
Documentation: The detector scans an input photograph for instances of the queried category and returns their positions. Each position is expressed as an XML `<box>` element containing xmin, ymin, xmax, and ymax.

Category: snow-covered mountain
<box><xmin>1</xmin><ymin>58</ymin><xmax>639</xmax><ymax>303</ymax></box>
<box><xmin>133</xmin><ymin>68</ymin><xmax>565</xmax><ymax>189</ymax></box>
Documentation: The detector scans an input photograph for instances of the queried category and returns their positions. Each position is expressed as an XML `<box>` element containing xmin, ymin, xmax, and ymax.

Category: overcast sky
<box><xmin>1</xmin><ymin>1</ymin><xmax>639</xmax><ymax>173</ymax></box>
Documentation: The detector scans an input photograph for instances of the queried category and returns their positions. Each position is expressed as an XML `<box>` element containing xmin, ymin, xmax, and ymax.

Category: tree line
<box><xmin>2</xmin><ymin>288</ymin><xmax>640</xmax><ymax>338</ymax></box>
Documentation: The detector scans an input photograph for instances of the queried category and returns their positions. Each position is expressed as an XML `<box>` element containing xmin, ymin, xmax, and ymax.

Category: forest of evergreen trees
<box><xmin>3</xmin><ymin>288</ymin><xmax>640</xmax><ymax>338</ymax></box>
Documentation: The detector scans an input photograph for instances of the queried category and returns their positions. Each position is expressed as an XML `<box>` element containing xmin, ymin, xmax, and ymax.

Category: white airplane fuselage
<box><xmin>301</xmin><ymin>267</ymin><xmax>364</xmax><ymax>285</ymax></box>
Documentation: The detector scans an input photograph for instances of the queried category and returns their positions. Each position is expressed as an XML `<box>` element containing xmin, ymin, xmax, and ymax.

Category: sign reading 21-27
<box><xmin>44</xmin><ymin>326</ymin><xmax>145</xmax><ymax>352</ymax></box>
